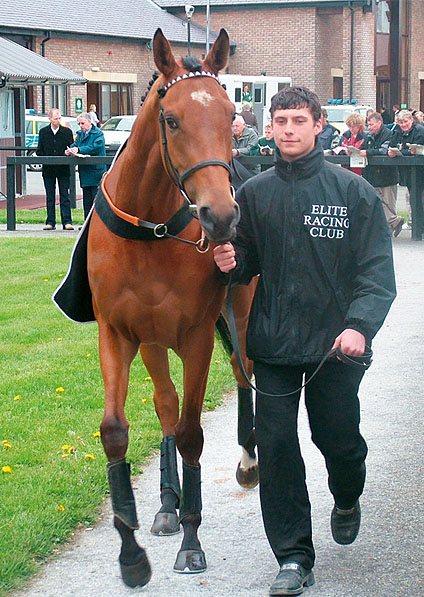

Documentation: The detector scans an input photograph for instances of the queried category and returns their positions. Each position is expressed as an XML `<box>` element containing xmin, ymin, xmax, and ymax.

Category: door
<box><xmin>252</xmin><ymin>82</ymin><xmax>265</xmax><ymax>135</ymax></box>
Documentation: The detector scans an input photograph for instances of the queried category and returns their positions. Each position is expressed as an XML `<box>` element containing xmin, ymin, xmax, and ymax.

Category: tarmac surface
<box><xmin>6</xmin><ymin>222</ymin><xmax>424</xmax><ymax>595</ymax></box>
<box><xmin>3</xmin><ymin>176</ymin><xmax>423</xmax><ymax>596</ymax></box>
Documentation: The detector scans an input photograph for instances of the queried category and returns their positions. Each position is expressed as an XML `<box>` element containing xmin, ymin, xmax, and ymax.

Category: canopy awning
<box><xmin>0</xmin><ymin>36</ymin><xmax>86</xmax><ymax>86</ymax></box>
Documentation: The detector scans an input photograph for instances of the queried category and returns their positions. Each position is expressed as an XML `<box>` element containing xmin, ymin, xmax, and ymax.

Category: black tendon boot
<box><xmin>174</xmin><ymin>462</ymin><xmax>206</xmax><ymax>573</ymax></box>
<box><xmin>151</xmin><ymin>435</ymin><xmax>181</xmax><ymax>535</ymax></box>
<box><xmin>107</xmin><ymin>457</ymin><xmax>139</xmax><ymax>529</ymax></box>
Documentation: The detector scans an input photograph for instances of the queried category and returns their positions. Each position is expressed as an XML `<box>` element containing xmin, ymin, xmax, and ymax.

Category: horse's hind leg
<box><xmin>139</xmin><ymin>345</ymin><xmax>181</xmax><ymax>536</ymax></box>
<box><xmin>230</xmin><ymin>283</ymin><xmax>259</xmax><ymax>488</ymax></box>
<box><xmin>98</xmin><ymin>322</ymin><xmax>151</xmax><ymax>588</ymax></box>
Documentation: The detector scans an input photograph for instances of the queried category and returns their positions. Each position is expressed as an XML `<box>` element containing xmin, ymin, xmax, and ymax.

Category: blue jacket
<box><xmin>70</xmin><ymin>125</ymin><xmax>107</xmax><ymax>187</ymax></box>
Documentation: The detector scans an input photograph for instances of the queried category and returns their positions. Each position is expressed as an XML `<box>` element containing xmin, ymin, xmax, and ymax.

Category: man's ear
<box><xmin>315</xmin><ymin>118</ymin><xmax>323</xmax><ymax>136</ymax></box>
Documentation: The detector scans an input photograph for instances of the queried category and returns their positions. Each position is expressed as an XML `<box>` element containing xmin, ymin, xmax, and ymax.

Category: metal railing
<box><xmin>4</xmin><ymin>154</ymin><xmax>424</xmax><ymax>239</ymax></box>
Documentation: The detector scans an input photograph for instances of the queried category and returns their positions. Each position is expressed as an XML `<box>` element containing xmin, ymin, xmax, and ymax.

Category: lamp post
<box><xmin>185</xmin><ymin>5</ymin><xmax>195</xmax><ymax>56</ymax></box>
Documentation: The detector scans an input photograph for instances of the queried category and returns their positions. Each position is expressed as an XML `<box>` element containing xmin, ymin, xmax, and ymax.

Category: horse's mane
<box><xmin>140</xmin><ymin>56</ymin><xmax>203</xmax><ymax>106</ymax></box>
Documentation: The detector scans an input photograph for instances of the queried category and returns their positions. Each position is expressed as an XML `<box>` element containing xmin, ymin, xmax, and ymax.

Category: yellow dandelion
<box><xmin>142</xmin><ymin>398</ymin><xmax>147</xmax><ymax>403</ymax></box>
<box><xmin>57</xmin><ymin>337</ymin><xmax>63</xmax><ymax>341</ymax></box>
<box><xmin>55</xmin><ymin>387</ymin><xmax>65</xmax><ymax>393</ymax></box>
<box><xmin>2</xmin><ymin>466</ymin><xmax>12</xmax><ymax>473</ymax></box>
<box><xmin>92</xmin><ymin>431</ymin><xmax>101</xmax><ymax>438</ymax></box>
<box><xmin>85</xmin><ymin>453</ymin><xmax>95</xmax><ymax>460</ymax></box>
<box><xmin>58</xmin><ymin>273</ymin><xmax>64</xmax><ymax>277</ymax></box>
<box><xmin>144</xmin><ymin>376</ymin><xmax>152</xmax><ymax>381</ymax></box>
<box><xmin>3</xmin><ymin>442</ymin><xmax>12</xmax><ymax>449</ymax></box>
<box><xmin>77</xmin><ymin>436</ymin><xmax>81</xmax><ymax>440</ymax></box>
<box><xmin>14</xmin><ymin>394</ymin><xmax>20</xmax><ymax>401</ymax></box>
<box><xmin>57</xmin><ymin>505</ymin><xmax>66</xmax><ymax>511</ymax></box>
<box><xmin>214</xmin><ymin>360</ymin><xmax>221</xmax><ymax>364</ymax></box>
<box><xmin>68</xmin><ymin>446</ymin><xmax>75</xmax><ymax>453</ymax></box>
<box><xmin>86</xmin><ymin>353</ymin><xmax>92</xmax><ymax>358</ymax></box>
<box><xmin>43</xmin><ymin>278</ymin><xmax>49</xmax><ymax>282</ymax></box>
<box><xmin>61</xmin><ymin>444</ymin><xmax>70</xmax><ymax>451</ymax></box>
<box><xmin>62</xmin><ymin>453</ymin><xmax>70</xmax><ymax>459</ymax></box>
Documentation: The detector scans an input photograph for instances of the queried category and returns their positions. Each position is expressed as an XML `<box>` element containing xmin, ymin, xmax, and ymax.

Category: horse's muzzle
<box><xmin>198</xmin><ymin>202</ymin><xmax>240</xmax><ymax>243</ymax></box>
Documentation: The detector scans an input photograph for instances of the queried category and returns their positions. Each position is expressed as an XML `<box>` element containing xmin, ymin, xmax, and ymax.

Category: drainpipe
<box><xmin>348</xmin><ymin>2</ymin><xmax>354</xmax><ymax>102</ymax></box>
<box><xmin>40</xmin><ymin>32</ymin><xmax>51</xmax><ymax>114</ymax></box>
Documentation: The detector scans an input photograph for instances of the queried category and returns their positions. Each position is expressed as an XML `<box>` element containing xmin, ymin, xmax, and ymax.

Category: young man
<box><xmin>214</xmin><ymin>87</ymin><xmax>396</xmax><ymax>596</ymax></box>
<box><xmin>36</xmin><ymin>109</ymin><xmax>74</xmax><ymax>230</ymax></box>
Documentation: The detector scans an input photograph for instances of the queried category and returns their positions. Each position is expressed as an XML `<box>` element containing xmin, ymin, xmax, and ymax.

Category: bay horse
<box><xmin>86</xmin><ymin>29</ymin><xmax>257</xmax><ymax>587</ymax></box>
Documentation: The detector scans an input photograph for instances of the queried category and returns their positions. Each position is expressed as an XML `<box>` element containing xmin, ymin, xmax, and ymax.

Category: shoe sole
<box><xmin>269</xmin><ymin>571</ymin><xmax>315</xmax><ymax>595</ymax></box>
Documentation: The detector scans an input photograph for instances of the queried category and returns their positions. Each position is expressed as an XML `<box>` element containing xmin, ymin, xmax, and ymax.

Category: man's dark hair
<box><xmin>367</xmin><ymin>112</ymin><xmax>382</xmax><ymax>123</ymax></box>
<box><xmin>270</xmin><ymin>86</ymin><xmax>321</xmax><ymax>122</ymax></box>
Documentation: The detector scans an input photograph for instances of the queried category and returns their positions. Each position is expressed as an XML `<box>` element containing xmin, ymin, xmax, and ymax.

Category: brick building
<box><xmin>1</xmin><ymin>0</ymin><xmax>423</xmax><ymax>120</ymax></box>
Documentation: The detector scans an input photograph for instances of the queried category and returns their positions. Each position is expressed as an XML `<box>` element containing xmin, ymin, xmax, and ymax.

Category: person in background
<box><xmin>388</xmin><ymin>109</ymin><xmax>424</xmax><ymax>239</ymax></box>
<box><xmin>318</xmin><ymin>108</ymin><xmax>339</xmax><ymax>150</ymax></box>
<box><xmin>380</xmin><ymin>106</ymin><xmax>392</xmax><ymax>124</ymax></box>
<box><xmin>213</xmin><ymin>86</ymin><xmax>396</xmax><ymax>596</ymax></box>
<box><xmin>359</xmin><ymin>112</ymin><xmax>403</xmax><ymax>237</ymax></box>
<box><xmin>242</xmin><ymin>83</ymin><xmax>253</xmax><ymax>107</ymax></box>
<box><xmin>337</xmin><ymin>113</ymin><xmax>367</xmax><ymax>175</ymax></box>
<box><xmin>240</xmin><ymin>102</ymin><xmax>259</xmax><ymax>133</ymax></box>
<box><xmin>251</xmin><ymin>124</ymin><xmax>276</xmax><ymax>156</ymax></box>
<box><xmin>88</xmin><ymin>104</ymin><xmax>99</xmax><ymax>127</ymax></box>
<box><xmin>413</xmin><ymin>110</ymin><xmax>424</xmax><ymax>125</ymax></box>
<box><xmin>36</xmin><ymin>108</ymin><xmax>74</xmax><ymax>231</ymax></box>
<box><xmin>232</xmin><ymin>114</ymin><xmax>260</xmax><ymax>174</ymax></box>
<box><xmin>65</xmin><ymin>112</ymin><xmax>107</xmax><ymax>219</ymax></box>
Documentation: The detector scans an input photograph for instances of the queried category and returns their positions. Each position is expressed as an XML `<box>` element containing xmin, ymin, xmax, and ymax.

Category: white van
<box><xmin>219</xmin><ymin>74</ymin><xmax>292</xmax><ymax>135</ymax></box>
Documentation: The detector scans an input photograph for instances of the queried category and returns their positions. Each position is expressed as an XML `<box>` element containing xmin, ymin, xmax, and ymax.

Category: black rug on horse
<box><xmin>53</xmin><ymin>214</ymin><xmax>96</xmax><ymax>323</ymax></box>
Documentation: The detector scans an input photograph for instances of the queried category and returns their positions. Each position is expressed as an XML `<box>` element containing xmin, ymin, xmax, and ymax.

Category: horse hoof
<box><xmin>150</xmin><ymin>512</ymin><xmax>181</xmax><ymax>536</ymax></box>
<box><xmin>236</xmin><ymin>461</ymin><xmax>259</xmax><ymax>488</ymax></box>
<box><xmin>173</xmin><ymin>549</ymin><xmax>207</xmax><ymax>574</ymax></box>
<box><xmin>120</xmin><ymin>551</ymin><xmax>152</xmax><ymax>588</ymax></box>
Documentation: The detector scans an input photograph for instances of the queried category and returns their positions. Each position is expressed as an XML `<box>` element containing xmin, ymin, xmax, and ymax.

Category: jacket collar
<box><xmin>275</xmin><ymin>142</ymin><xmax>324</xmax><ymax>180</ymax></box>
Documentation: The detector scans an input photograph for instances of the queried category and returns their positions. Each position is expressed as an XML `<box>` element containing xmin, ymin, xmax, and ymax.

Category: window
<box><xmin>100</xmin><ymin>84</ymin><xmax>132</xmax><ymax>121</ymax></box>
<box><xmin>376</xmin><ymin>1</ymin><xmax>390</xmax><ymax>35</ymax></box>
<box><xmin>50</xmin><ymin>84</ymin><xmax>67</xmax><ymax>113</ymax></box>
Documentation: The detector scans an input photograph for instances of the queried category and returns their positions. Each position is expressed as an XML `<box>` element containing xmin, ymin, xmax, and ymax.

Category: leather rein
<box><xmin>102</xmin><ymin>71</ymin><xmax>233</xmax><ymax>253</ymax></box>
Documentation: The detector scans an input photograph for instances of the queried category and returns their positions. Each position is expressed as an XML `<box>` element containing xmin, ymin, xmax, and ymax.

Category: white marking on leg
<box><xmin>191</xmin><ymin>90</ymin><xmax>214</xmax><ymax>106</ymax></box>
<box><xmin>240</xmin><ymin>447</ymin><xmax>257</xmax><ymax>470</ymax></box>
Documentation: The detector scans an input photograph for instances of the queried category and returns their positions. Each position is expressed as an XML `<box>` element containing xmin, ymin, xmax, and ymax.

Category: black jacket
<box><xmin>227</xmin><ymin>144</ymin><xmax>396</xmax><ymax>365</ymax></box>
<box><xmin>318</xmin><ymin>123</ymin><xmax>339</xmax><ymax>150</ymax></box>
<box><xmin>361</xmin><ymin>124</ymin><xmax>398</xmax><ymax>187</ymax></box>
<box><xmin>390</xmin><ymin>122</ymin><xmax>424</xmax><ymax>187</ymax></box>
<box><xmin>37</xmin><ymin>125</ymin><xmax>74</xmax><ymax>178</ymax></box>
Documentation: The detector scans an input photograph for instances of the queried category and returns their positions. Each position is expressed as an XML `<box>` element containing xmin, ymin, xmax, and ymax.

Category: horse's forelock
<box><xmin>182</xmin><ymin>56</ymin><xmax>202</xmax><ymax>73</ymax></box>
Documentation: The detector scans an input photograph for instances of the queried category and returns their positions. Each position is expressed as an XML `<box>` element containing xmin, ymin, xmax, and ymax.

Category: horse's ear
<box><xmin>203</xmin><ymin>29</ymin><xmax>229</xmax><ymax>75</ymax></box>
<box><xmin>153</xmin><ymin>28</ymin><xmax>178</xmax><ymax>77</ymax></box>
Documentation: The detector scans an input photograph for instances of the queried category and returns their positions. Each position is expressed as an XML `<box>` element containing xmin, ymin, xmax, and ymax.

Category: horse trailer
<box><xmin>219</xmin><ymin>74</ymin><xmax>292</xmax><ymax>135</ymax></box>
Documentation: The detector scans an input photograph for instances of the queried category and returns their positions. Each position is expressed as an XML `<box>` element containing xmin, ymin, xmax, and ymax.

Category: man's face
<box><xmin>367</xmin><ymin>118</ymin><xmax>382</xmax><ymax>136</ymax></box>
<box><xmin>49</xmin><ymin>111</ymin><xmax>61</xmax><ymax>129</ymax></box>
<box><xmin>232</xmin><ymin>119</ymin><xmax>245</xmax><ymax>138</ymax></box>
<box><xmin>398</xmin><ymin>117</ymin><xmax>413</xmax><ymax>133</ymax></box>
<box><xmin>271</xmin><ymin>107</ymin><xmax>322</xmax><ymax>162</ymax></box>
<box><xmin>264</xmin><ymin>127</ymin><xmax>273</xmax><ymax>140</ymax></box>
<box><xmin>78</xmin><ymin>118</ymin><xmax>92</xmax><ymax>133</ymax></box>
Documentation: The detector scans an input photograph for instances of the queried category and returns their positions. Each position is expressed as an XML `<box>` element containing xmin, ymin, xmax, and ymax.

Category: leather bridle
<box><xmin>157</xmin><ymin>70</ymin><xmax>234</xmax><ymax>210</ymax></box>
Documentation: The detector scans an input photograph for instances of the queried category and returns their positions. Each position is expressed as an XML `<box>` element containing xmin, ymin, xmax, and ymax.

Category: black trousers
<box><xmin>43</xmin><ymin>175</ymin><xmax>72</xmax><ymax>227</ymax></box>
<box><xmin>82</xmin><ymin>185</ymin><xmax>98</xmax><ymax>219</ymax></box>
<box><xmin>254</xmin><ymin>359</ymin><xmax>368</xmax><ymax>571</ymax></box>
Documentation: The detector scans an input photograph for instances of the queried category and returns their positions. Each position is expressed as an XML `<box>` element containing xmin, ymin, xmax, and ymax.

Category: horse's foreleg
<box><xmin>139</xmin><ymin>345</ymin><xmax>181</xmax><ymax>536</ymax></box>
<box><xmin>98</xmin><ymin>323</ymin><xmax>151</xmax><ymax>588</ymax></box>
<box><xmin>172</xmin><ymin>331</ymin><xmax>212</xmax><ymax>574</ymax></box>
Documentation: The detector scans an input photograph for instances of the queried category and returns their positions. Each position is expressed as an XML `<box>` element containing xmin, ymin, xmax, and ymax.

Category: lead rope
<box><xmin>226</xmin><ymin>276</ymin><xmax>372</xmax><ymax>398</ymax></box>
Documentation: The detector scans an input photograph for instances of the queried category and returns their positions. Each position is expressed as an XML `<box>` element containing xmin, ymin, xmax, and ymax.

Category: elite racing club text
<box><xmin>303</xmin><ymin>204</ymin><xmax>349</xmax><ymax>239</ymax></box>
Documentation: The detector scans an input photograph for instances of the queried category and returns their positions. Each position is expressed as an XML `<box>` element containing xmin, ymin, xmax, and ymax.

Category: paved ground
<box><xmin>9</xmin><ymin>229</ymin><xmax>424</xmax><ymax>596</ymax></box>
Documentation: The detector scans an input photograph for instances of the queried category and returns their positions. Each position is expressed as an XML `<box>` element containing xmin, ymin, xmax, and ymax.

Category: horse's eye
<box><xmin>166</xmin><ymin>117</ymin><xmax>178</xmax><ymax>130</ymax></box>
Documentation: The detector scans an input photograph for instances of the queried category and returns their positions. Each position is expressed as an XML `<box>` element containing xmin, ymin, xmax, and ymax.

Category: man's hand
<box><xmin>332</xmin><ymin>328</ymin><xmax>366</xmax><ymax>356</ymax></box>
<box><xmin>213</xmin><ymin>242</ymin><xmax>236</xmax><ymax>273</ymax></box>
<box><xmin>388</xmin><ymin>149</ymin><xmax>397</xmax><ymax>158</ymax></box>
<box><xmin>232</xmin><ymin>148</ymin><xmax>239</xmax><ymax>157</ymax></box>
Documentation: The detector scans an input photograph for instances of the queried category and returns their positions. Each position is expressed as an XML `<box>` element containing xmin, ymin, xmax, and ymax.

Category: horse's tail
<box><xmin>215</xmin><ymin>314</ymin><xmax>233</xmax><ymax>358</ymax></box>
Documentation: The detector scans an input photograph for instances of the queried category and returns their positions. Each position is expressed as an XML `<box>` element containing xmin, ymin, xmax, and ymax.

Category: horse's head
<box><xmin>152</xmin><ymin>28</ymin><xmax>240</xmax><ymax>243</ymax></box>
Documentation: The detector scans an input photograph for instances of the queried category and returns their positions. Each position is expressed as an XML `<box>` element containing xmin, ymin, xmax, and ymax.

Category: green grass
<box><xmin>0</xmin><ymin>238</ymin><xmax>236</xmax><ymax>595</ymax></box>
<box><xmin>0</xmin><ymin>208</ymin><xmax>86</xmax><ymax>225</ymax></box>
